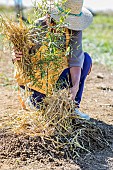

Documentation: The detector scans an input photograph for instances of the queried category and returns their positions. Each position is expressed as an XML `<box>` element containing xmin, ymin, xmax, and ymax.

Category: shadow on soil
<box><xmin>76</xmin><ymin>118</ymin><xmax>113</xmax><ymax>170</ymax></box>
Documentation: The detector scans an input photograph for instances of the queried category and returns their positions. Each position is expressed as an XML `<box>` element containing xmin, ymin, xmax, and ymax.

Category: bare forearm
<box><xmin>70</xmin><ymin>66</ymin><xmax>81</xmax><ymax>100</ymax></box>
<box><xmin>70</xmin><ymin>66</ymin><xmax>81</xmax><ymax>87</ymax></box>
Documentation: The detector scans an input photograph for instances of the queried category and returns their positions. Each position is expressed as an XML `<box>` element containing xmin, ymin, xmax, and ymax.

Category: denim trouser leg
<box><xmin>56</xmin><ymin>52</ymin><xmax>92</xmax><ymax>106</ymax></box>
<box><xmin>75</xmin><ymin>52</ymin><xmax>92</xmax><ymax>105</ymax></box>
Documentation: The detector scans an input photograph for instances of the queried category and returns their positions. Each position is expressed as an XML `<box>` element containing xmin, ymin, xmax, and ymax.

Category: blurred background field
<box><xmin>0</xmin><ymin>0</ymin><xmax>113</xmax><ymax>10</ymax></box>
<box><xmin>83</xmin><ymin>14</ymin><xmax>113</xmax><ymax>69</ymax></box>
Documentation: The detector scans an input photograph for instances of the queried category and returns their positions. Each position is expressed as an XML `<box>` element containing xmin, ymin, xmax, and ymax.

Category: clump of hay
<box><xmin>2</xmin><ymin>89</ymin><xmax>109</xmax><ymax>159</ymax></box>
<box><xmin>1</xmin><ymin>17</ymin><xmax>36</xmax><ymax>80</ymax></box>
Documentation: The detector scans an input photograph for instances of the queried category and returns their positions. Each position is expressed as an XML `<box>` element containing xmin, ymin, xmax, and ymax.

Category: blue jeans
<box><xmin>20</xmin><ymin>52</ymin><xmax>92</xmax><ymax>108</ymax></box>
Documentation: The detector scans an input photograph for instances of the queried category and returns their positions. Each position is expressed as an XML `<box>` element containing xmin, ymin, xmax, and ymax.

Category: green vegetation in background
<box><xmin>0</xmin><ymin>5</ymin><xmax>15</xmax><ymax>13</ymax></box>
<box><xmin>0</xmin><ymin>6</ymin><xmax>15</xmax><ymax>50</ymax></box>
<box><xmin>83</xmin><ymin>14</ymin><xmax>113</xmax><ymax>68</ymax></box>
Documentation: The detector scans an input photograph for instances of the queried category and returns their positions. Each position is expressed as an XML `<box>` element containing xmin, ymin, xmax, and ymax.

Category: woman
<box><xmin>13</xmin><ymin>0</ymin><xmax>93</xmax><ymax>120</ymax></box>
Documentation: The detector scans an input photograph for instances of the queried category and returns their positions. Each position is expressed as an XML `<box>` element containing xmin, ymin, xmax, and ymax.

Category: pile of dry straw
<box><xmin>1</xmin><ymin>17</ymin><xmax>35</xmax><ymax>79</ymax></box>
<box><xmin>1</xmin><ymin>89</ymin><xmax>109</xmax><ymax>158</ymax></box>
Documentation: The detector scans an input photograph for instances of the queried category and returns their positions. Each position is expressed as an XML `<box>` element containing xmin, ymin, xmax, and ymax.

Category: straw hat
<box><xmin>50</xmin><ymin>0</ymin><xmax>93</xmax><ymax>30</ymax></box>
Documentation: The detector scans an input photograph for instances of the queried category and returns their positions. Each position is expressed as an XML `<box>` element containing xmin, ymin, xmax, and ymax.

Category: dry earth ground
<box><xmin>0</xmin><ymin>50</ymin><xmax>113</xmax><ymax>170</ymax></box>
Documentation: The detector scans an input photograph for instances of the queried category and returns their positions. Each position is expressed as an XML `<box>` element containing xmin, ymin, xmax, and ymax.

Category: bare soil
<box><xmin>0</xmin><ymin>50</ymin><xmax>113</xmax><ymax>170</ymax></box>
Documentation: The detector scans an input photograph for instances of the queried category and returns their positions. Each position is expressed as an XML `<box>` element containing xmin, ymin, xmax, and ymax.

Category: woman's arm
<box><xmin>68</xmin><ymin>30</ymin><xmax>84</xmax><ymax>100</ymax></box>
<box><xmin>70</xmin><ymin>66</ymin><xmax>81</xmax><ymax>100</ymax></box>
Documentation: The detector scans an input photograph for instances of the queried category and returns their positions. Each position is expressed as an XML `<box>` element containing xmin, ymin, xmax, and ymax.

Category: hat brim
<box><xmin>50</xmin><ymin>7</ymin><xmax>93</xmax><ymax>30</ymax></box>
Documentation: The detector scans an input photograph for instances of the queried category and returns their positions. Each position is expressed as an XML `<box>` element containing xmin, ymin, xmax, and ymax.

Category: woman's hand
<box><xmin>70</xmin><ymin>84</ymin><xmax>79</xmax><ymax>101</ymax></box>
<box><xmin>12</xmin><ymin>48</ymin><xmax>23</xmax><ymax>63</ymax></box>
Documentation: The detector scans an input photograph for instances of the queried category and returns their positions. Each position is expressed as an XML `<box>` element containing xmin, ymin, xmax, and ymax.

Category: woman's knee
<box><xmin>84</xmin><ymin>52</ymin><xmax>92</xmax><ymax>74</ymax></box>
<box><xmin>84</xmin><ymin>52</ymin><xmax>92</xmax><ymax>66</ymax></box>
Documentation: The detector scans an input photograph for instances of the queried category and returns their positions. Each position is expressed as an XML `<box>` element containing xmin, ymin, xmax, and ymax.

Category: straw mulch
<box><xmin>1</xmin><ymin>89</ymin><xmax>110</xmax><ymax>160</ymax></box>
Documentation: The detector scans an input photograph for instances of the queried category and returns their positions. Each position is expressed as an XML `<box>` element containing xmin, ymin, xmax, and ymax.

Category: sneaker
<box><xmin>74</xmin><ymin>108</ymin><xmax>90</xmax><ymax>120</ymax></box>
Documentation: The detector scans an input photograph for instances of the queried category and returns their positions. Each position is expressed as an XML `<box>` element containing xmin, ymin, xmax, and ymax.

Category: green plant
<box><xmin>1</xmin><ymin>0</ymin><xmax>71</xmax><ymax>95</ymax></box>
